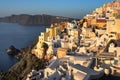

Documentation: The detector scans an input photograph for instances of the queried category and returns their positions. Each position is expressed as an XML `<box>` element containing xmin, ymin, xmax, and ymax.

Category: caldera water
<box><xmin>0</xmin><ymin>22</ymin><xmax>47</xmax><ymax>72</ymax></box>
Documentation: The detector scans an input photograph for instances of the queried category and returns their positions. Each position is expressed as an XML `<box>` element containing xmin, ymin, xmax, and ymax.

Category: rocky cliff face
<box><xmin>0</xmin><ymin>38</ymin><xmax>47</xmax><ymax>80</ymax></box>
<box><xmin>0</xmin><ymin>14</ymin><xmax>74</xmax><ymax>26</ymax></box>
<box><xmin>6</xmin><ymin>45</ymin><xmax>20</xmax><ymax>55</ymax></box>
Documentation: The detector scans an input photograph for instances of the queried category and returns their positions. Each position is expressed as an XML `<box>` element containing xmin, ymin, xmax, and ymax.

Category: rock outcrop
<box><xmin>6</xmin><ymin>45</ymin><xmax>20</xmax><ymax>55</ymax></box>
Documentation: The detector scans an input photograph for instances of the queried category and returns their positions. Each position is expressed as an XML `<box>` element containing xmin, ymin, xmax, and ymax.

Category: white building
<box><xmin>26</xmin><ymin>70</ymin><xmax>42</xmax><ymax>80</ymax></box>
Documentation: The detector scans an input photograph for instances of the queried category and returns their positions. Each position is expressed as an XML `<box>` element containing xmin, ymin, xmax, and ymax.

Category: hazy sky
<box><xmin>0</xmin><ymin>0</ymin><xmax>113</xmax><ymax>18</ymax></box>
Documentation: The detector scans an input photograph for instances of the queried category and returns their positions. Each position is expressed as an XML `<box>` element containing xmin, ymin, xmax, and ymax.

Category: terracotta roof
<box><xmin>96</xmin><ymin>19</ymin><xmax>106</xmax><ymax>23</ymax></box>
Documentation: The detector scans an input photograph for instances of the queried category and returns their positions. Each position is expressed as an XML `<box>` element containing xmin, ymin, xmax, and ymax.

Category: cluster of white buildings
<box><xmin>27</xmin><ymin>0</ymin><xmax>120</xmax><ymax>80</ymax></box>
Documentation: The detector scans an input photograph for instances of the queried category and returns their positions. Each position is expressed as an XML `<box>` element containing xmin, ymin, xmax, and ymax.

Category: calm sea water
<box><xmin>0</xmin><ymin>22</ymin><xmax>47</xmax><ymax>72</ymax></box>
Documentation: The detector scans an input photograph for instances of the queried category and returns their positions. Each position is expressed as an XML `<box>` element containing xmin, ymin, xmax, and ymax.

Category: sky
<box><xmin>0</xmin><ymin>0</ymin><xmax>114</xmax><ymax>19</ymax></box>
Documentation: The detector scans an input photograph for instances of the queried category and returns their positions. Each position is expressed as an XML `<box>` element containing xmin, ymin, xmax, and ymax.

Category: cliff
<box><xmin>0</xmin><ymin>14</ymin><xmax>75</xmax><ymax>26</ymax></box>
<box><xmin>0</xmin><ymin>38</ymin><xmax>47</xmax><ymax>80</ymax></box>
<box><xmin>6</xmin><ymin>45</ymin><xmax>20</xmax><ymax>55</ymax></box>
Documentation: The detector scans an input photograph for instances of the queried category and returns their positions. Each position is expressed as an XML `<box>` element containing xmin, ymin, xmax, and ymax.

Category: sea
<box><xmin>0</xmin><ymin>22</ymin><xmax>47</xmax><ymax>72</ymax></box>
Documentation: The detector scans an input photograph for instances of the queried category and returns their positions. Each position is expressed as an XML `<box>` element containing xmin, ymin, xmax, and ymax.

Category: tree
<box><xmin>41</xmin><ymin>42</ymin><xmax>49</xmax><ymax>59</ymax></box>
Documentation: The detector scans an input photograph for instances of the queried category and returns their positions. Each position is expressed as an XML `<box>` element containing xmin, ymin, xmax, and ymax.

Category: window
<box><xmin>111</xmin><ymin>32</ymin><xmax>116</xmax><ymax>34</ymax></box>
<box><xmin>47</xmin><ymin>72</ymin><xmax>49</xmax><ymax>77</ymax></box>
<box><xmin>109</xmin><ymin>35</ymin><xmax>113</xmax><ymax>38</ymax></box>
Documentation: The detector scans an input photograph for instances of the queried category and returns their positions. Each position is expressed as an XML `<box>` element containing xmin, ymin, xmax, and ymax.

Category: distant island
<box><xmin>0</xmin><ymin>14</ymin><xmax>76</xmax><ymax>26</ymax></box>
